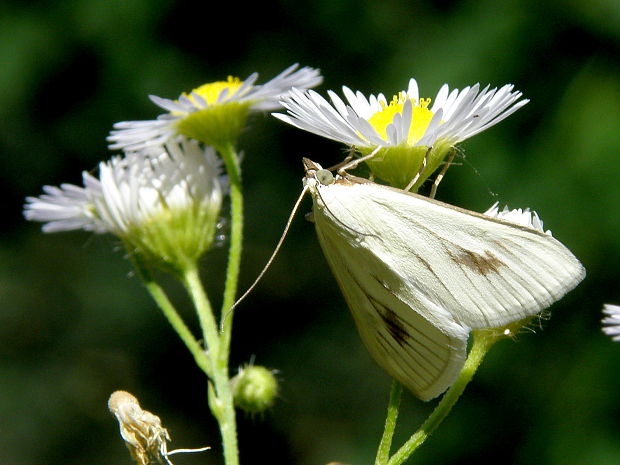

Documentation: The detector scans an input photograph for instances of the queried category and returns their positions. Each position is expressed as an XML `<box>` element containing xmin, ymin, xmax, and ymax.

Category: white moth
<box><xmin>303</xmin><ymin>159</ymin><xmax>585</xmax><ymax>401</ymax></box>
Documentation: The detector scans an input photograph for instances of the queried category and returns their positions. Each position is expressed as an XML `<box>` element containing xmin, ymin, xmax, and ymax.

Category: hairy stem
<box><xmin>218</xmin><ymin>142</ymin><xmax>244</xmax><ymax>365</ymax></box>
<box><xmin>375</xmin><ymin>381</ymin><xmax>403</xmax><ymax>465</ymax></box>
<box><xmin>387</xmin><ymin>331</ymin><xmax>496</xmax><ymax>465</ymax></box>
<box><xmin>131</xmin><ymin>256</ymin><xmax>209</xmax><ymax>376</ymax></box>
<box><xmin>183</xmin><ymin>265</ymin><xmax>239</xmax><ymax>465</ymax></box>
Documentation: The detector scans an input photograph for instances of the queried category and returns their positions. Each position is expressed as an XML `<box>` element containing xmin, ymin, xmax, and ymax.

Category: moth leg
<box><xmin>429</xmin><ymin>148</ymin><xmax>456</xmax><ymax>199</ymax></box>
<box><xmin>336</xmin><ymin>145</ymin><xmax>382</xmax><ymax>174</ymax></box>
<box><xmin>342</xmin><ymin>145</ymin><xmax>357</xmax><ymax>164</ymax></box>
<box><xmin>326</xmin><ymin>145</ymin><xmax>357</xmax><ymax>171</ymax></box>
<box><xmin>404</xmin><ymin>146</ymin><xmax>432</xmax><ymax>192</ymax></box>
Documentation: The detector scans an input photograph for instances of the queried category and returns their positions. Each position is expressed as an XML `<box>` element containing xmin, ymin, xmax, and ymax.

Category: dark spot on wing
<box><xmin>451</xmin><ymin>249</ymin><xmax>505</xmax><ymax>275</ymax></box>
<box><xmin>373</xmin><ymin>301</ymin><xmax>410</xmax><ymax>348</ymax></box>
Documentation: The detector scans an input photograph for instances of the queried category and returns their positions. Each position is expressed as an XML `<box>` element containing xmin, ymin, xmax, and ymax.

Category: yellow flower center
<box><xmin>367</xmin><ymin>92</ymin><xmax>434</xmax><ymax>144</ymax></box>
<box><xmin>184</xmin><ymin>76</ymin><xmax>244</xmax><ymax>105</ymax></box>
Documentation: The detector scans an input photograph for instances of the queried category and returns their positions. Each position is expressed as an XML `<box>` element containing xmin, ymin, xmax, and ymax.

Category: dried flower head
<box><xmin>108</xmin><ymin>391</ymin><xmax>171</xmax><ymax>465</ymax></box>
<box><xmin>108</xmin><ymin>391</ymin><xmax>209</xmax><ymax>465</ymax></box>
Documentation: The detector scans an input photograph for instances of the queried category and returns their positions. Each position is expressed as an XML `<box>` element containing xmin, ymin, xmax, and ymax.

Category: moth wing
<box><xmin>314</xmin><ymin>207</ymin><xmax>469</xmax><ymax>401</ymax></box>
<box><xmin>320</xmin><ymin>181</ymin><xmax>585</xmax><ymax>330</ymax></box>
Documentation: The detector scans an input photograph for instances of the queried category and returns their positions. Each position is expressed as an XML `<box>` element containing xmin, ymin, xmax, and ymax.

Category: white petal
<box><xmin>275</xmin><ymin>77</ymin><xmax>527</xmax><ymax>150</ymax></box>
<box><xmin>407</xmin><ymin>78</ymin><xmax>419</xmax><ymax>101</ymax></box>
<box><xmin>602</xmin><ymin>304</ymin><xmax>620</xmax><ymax>341</ymax></box>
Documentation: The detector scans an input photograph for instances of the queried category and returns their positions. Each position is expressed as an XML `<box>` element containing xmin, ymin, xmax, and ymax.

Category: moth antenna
<box><xmin>404</xmin><ymin>146</ymin><xmax>432</xmax><ymax>192</ymax></box>
<box><xmin>429</xmin><ymin>148</ymin><xmax>456</xmax><ymax>199</ymax></box>
<box><xmin>221</xmin><ymin>185</ymin><xmax>311</xmax><ymax>330</ymax></box>
<box><xmin>458</xmin><ymin>147</ymin><xmax>498</xmax><ymax>199</ymax></box>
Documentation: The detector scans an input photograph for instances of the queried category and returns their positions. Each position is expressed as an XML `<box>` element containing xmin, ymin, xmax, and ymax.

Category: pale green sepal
<box><xmin>362</xmin><ymin>141</ymin><xmax>453</xmax><ymax>191</ymax></box>
<box><xmin>175</xmin><ymin>101</ymin><xmax>252</xmax><ymax>151</ymax></box>
<box><xmin>476</xmin><ymin>315</ymin><xmax>538</xmax><ymax>341</ymax></box>
<box><xmin>123</xmin><ymin>202</ymin><xmax>221</xmax><ymax>276</ymax></box>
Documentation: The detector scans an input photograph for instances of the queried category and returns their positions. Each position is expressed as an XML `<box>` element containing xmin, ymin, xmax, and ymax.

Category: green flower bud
<box><xmin>231</xmin><ymin>365</ymin><xmax>278</xmax><ymax>414</ymax></box>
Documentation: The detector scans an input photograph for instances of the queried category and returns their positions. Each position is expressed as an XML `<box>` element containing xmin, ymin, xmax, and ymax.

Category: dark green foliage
<box><xmin>3</xmin><ymin>0</ymin><xmax>619</xmax><ymax>464</ymax></box>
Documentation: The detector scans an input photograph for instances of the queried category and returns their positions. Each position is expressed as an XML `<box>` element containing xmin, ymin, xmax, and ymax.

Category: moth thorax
<box><xmin>316</xmin><ymin>169</ymin><xmax>334</xmax><ymax>185</ymax></box>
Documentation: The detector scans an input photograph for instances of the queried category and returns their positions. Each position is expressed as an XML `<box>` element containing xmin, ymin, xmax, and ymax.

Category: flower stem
<box><xmin>217</xmin><ymin>142</ymin><xmax>244</xmax><ymax>363</ymax></box>
<box><xmin>386</xmin><ymin>331</ymin><xmax>497</xmax><ymax>465</ymax></box>
<box><xmin>183</xmin><ymin>265</ymin><xmax>239</xmax><ymax>465</ymax></box>
<box><xmin>375</xmin><ymin>381</ymin><xmax>403</xmax><ymax>465</ymax></box>
<box><xmin>130</xmin><ymin>255</ymin><xmax>210</xmax><ymax>376</ymax></box>
<box><xmin>183</xmin><ymin>266</ymin><xmax>219</xmax><ymax>351</ymax></box>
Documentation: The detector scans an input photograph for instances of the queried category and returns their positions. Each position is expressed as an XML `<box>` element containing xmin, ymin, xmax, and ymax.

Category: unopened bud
<box><xmin>231</xmin><ymin>365</ymin><xmax>278</xmax><ymax>414</ymax></box>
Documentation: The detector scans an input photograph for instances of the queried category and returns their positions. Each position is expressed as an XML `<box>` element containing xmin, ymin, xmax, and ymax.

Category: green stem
<box><xmin>131</xmin><ymin>256</ymin><xmax>209</xmax><ymax>376</ymax></box>
<box><xmin>217</xmin><ymin>142</ymin><xmax>244</xmax><ymax>364</ymax></box>
<box><xmin>183</xmin><ymin>265</ymin><xmax>239</xmax><ymax>465</ymax></box>
<box><xmin>386</xmin><ymin>331</ymin><xmax>497</xmax><ymax>465</ymax></box>
<box><xmin>375</xmin><ymin>381</ymin><xmax>403</xmax><ymax>465</ymax></box>
<box><xmin>183</xmin><ymin>265</ymin><xmax>219</xmax><ymax>352</ymax></box>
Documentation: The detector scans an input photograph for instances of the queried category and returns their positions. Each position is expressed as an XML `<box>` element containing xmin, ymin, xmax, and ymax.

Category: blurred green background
<box><xmin>2</xmin><ymin>0</ymin><xmax>619</xmax><ymax>464</ymax></box>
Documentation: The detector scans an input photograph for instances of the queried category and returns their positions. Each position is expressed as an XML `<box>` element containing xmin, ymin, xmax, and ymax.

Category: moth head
<box><xmin>303</xmin><ymin>158</ymin><xmax>336</xmax><ymax>189</ymax></box>
<box><xmin>302</xmin><ymin>157</ymin><xmax>322</xmax><ymax>173</ymax></box>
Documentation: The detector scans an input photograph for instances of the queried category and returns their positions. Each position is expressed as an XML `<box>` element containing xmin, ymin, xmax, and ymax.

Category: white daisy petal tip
<box><xmin>483</xmin><ymin>202</ymin><xmax>552</xmax><ymax>236</ymax></box>
<box><xmin>602</xmin><ymin>304</ymin><xmax>620</xmax><ymax>341</ymax></box>
<box><xmin>23</xmin><ymin>182</ymin><xmax>105</xmax><ymax>233</ymax></box>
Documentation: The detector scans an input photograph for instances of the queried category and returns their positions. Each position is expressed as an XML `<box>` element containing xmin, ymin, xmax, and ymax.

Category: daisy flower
<box><xmin>602</xmin><ymin>304</ymin><xmax>620</xmax><ymax>341</ymax></box>
<box><xmin>274</xmin><ymin>78</ymin><xmax>528</xmax><ymax>190</ymax></box>
<box><xmin>108</xmin><ymin>64</ymin><xmax>322</xmax><ymax>152</ymax></box>
<box><xmin>25</xmin><ymin>137</ymin><xmax>225</xmax><ymax>273</ymax></box>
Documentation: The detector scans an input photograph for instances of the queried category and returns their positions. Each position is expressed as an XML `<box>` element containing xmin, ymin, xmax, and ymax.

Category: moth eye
<box><xmin>316</xmin><ymin>169</ymin><xmax>334</xmax><ymax>185</ymax></box>
<box><xmin>304</xmin><ymin>211</ymin><xmax>315</xmax><ymax>223</ymax></box>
